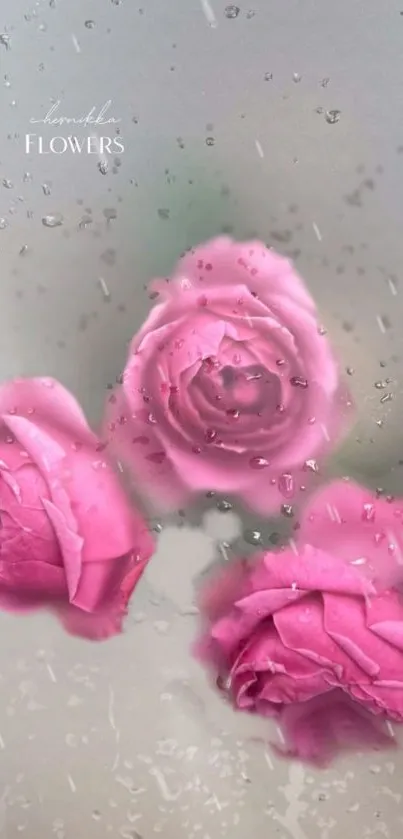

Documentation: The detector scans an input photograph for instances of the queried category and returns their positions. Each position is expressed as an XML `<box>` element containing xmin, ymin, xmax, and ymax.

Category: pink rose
<box><xmin>105</xmin><ymin>238</ymin><xmax>351</xmax><ymax>514</ymax></box>
<box><xmin>0</xmin><ymin>377</ymin><xmax>154</xmax><ymax>640</ymax></box>
<box><xmin>195</xmin><ymin>480</ymin><xmax>403</xmax><ymax>765</ymax></box>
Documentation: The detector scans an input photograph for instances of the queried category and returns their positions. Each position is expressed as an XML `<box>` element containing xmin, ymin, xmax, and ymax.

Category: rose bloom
<box><xmin>105</xmin><ymin>237</ymin><xmax>351</xmax><ymax>514</ymax></box>
<box><xmin>0</xmin><ymin>377</ymin><xmax>154</xmax><ymax>640</ymax></box>
<box><xmin>195</xmin><ymin>480</ymin><xmax>403</xmax><ymax>765</ymax></box>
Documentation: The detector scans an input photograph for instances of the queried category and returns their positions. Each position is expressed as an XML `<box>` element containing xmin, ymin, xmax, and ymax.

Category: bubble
<box><xmin>249</xmin><ymin>456</ymin><xmax>269</xmax><ymax>469</ymax></box>
<box><xmin>42</xmin><ymin>213</ymin><xmax>63</xmax><ymax>227</ymax></box>
<box><xmin>325</xmin><ymin>109</ymin><xmax>341</xmax><ymax>124</ymax></box>
<box><xmin>224</xmin><ymin>5</ymin><xmax>240</xmax><ymax>18</ymax></box>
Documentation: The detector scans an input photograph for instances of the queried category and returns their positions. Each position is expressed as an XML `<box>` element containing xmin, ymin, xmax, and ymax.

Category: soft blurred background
<box><xmin>1</xmin><ymin>1</ymin><xmax>403</xmax><ymax>837</ymax></box>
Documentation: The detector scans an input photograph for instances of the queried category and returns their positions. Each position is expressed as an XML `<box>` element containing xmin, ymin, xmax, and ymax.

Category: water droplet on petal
<box><xmin>147</xmin><ymin>412</ymin><xmax>157</xmax><ymax>424</ymax></box>
<box><xmin>249</xmin><ymin>456</ymin><xmax>269</xmax><ymax>469</ymax></box>
<box><xmin>278</xmin><ymin>473</ymin><xmax>295</xmax><ymax>498</ymax></box>
<box><xmin>205</xmin><ymin>428</ymin><xmax>217</xmax><ymax>443</ymax></box>
<box><xmin>290</xmin><ymin>376</ymin><xmax>308</xmax><ymax>388</ymax></box>
<box><xmin>226</xmin><ymin>408</ymin><xmax>240</xmax><ymax>420</ymax></box>
<box><xmin>146</xmin><ymin>451</ymin><xmax>166</xmax><ymax>465</ymax></box>
<box><xmin>362</xmin><ymin>503</ymin><xmax>375</xmax><ymax>522</ymax></box>
<box><xmin>304</xmin><ymin>459</ymin><xmax>319</xmax><ymax>473</ymax></box>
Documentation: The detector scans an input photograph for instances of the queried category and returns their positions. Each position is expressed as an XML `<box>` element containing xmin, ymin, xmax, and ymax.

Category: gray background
<box><xmin>1</xmin><ymin>1</ymin><xmax>403</xmax><ymax>837</ymax></box>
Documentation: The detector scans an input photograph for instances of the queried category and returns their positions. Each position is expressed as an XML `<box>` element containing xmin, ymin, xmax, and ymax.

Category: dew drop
<box><xmin>42</xmin><ymin>213</ymin><xmax>63</xmax><ymax>228</ymax></box>
<box><xmin>243</xmin><ymin>528</ymin><xmax>263</xmax><ymax>546</ymax></box>
<box><xmin>216</xmin><ymin>499</ymin><xmax>233</xmax><ymax>512</ymax></box>
<box><xmin>224</xmin><ymin>5</ymin><xmax>240</xmax><ymax>18</ymax></box>
<box><xmin>325</xmin><ymin>109</ymin><xmax>341</xmax><ymax>124</ymax></box>
<box><xmin>249</xmin><ymin>456</ymin><xmax>270</xmax><ymax>469</ymax></box>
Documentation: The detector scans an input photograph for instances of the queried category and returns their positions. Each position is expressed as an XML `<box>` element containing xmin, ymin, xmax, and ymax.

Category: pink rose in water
<box><xmin>105</xmin><ymin>237</ymin><xmax>351</xmax><ymax>514</ymax></box>
<box><xmin>0</xmin><ymin>378</ymin><xmax>154</xmax><ymax>640</ymax></box>
<box><xmin>195</xmin><ymin>480</ymin><xmax>403</xmax><ymax>765</ymax></box>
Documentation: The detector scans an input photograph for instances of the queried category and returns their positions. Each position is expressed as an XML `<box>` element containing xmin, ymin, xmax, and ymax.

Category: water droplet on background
<box><xmin>292</xmin><ymin>72</ymin><xmax>302</xmax><ymax>83</ymax></box>
<box><xmin>98</xmin><ymin>160</ymin><xmax>108</xmax><ymax>175</ymax></box>
<box><xmin>85</xmin><ymin>20</ymin><xmax>95</xmax><ymax>28</ymax></box>
<box><xmin>224</xmin><ymin>5</ymin><xmax>240</xmax><ymax>18</ymax></box>
<box><xmin>325</xmin><ymin>109</ymin><xmax>341</xmax><ymax>124</ymax></box>
<box><xmin>2</xmin><ymin>178</ymin><xmax>13</xmax><ymax>189</ymax></box>
<box><xmin>281</xmin><ymin>504</ymin><xmax>294</xmax><ymax>517</ymax></box>
<box><xmin>205</xmin><ymin>136</ymin><xmax>215</xmax><ymax>146</ymax></box>
<box><xmin>216</xmin><ymin>499</ymin><xmax>233</xmax><ymax>512</ymax></box>
<box><xmin>0</xmin><ymin>218</ymin><xmax>7</xmax><ymax>229</ymax></box>
<box><xmin>42</xmin><ymin>213</ymin><xmax>63</xmax><ymax>228</ymax></box>
<box><xmin>243</xmin><ymin>528</ymin><xmax>263</xmax><ymax>546</ymax></box>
